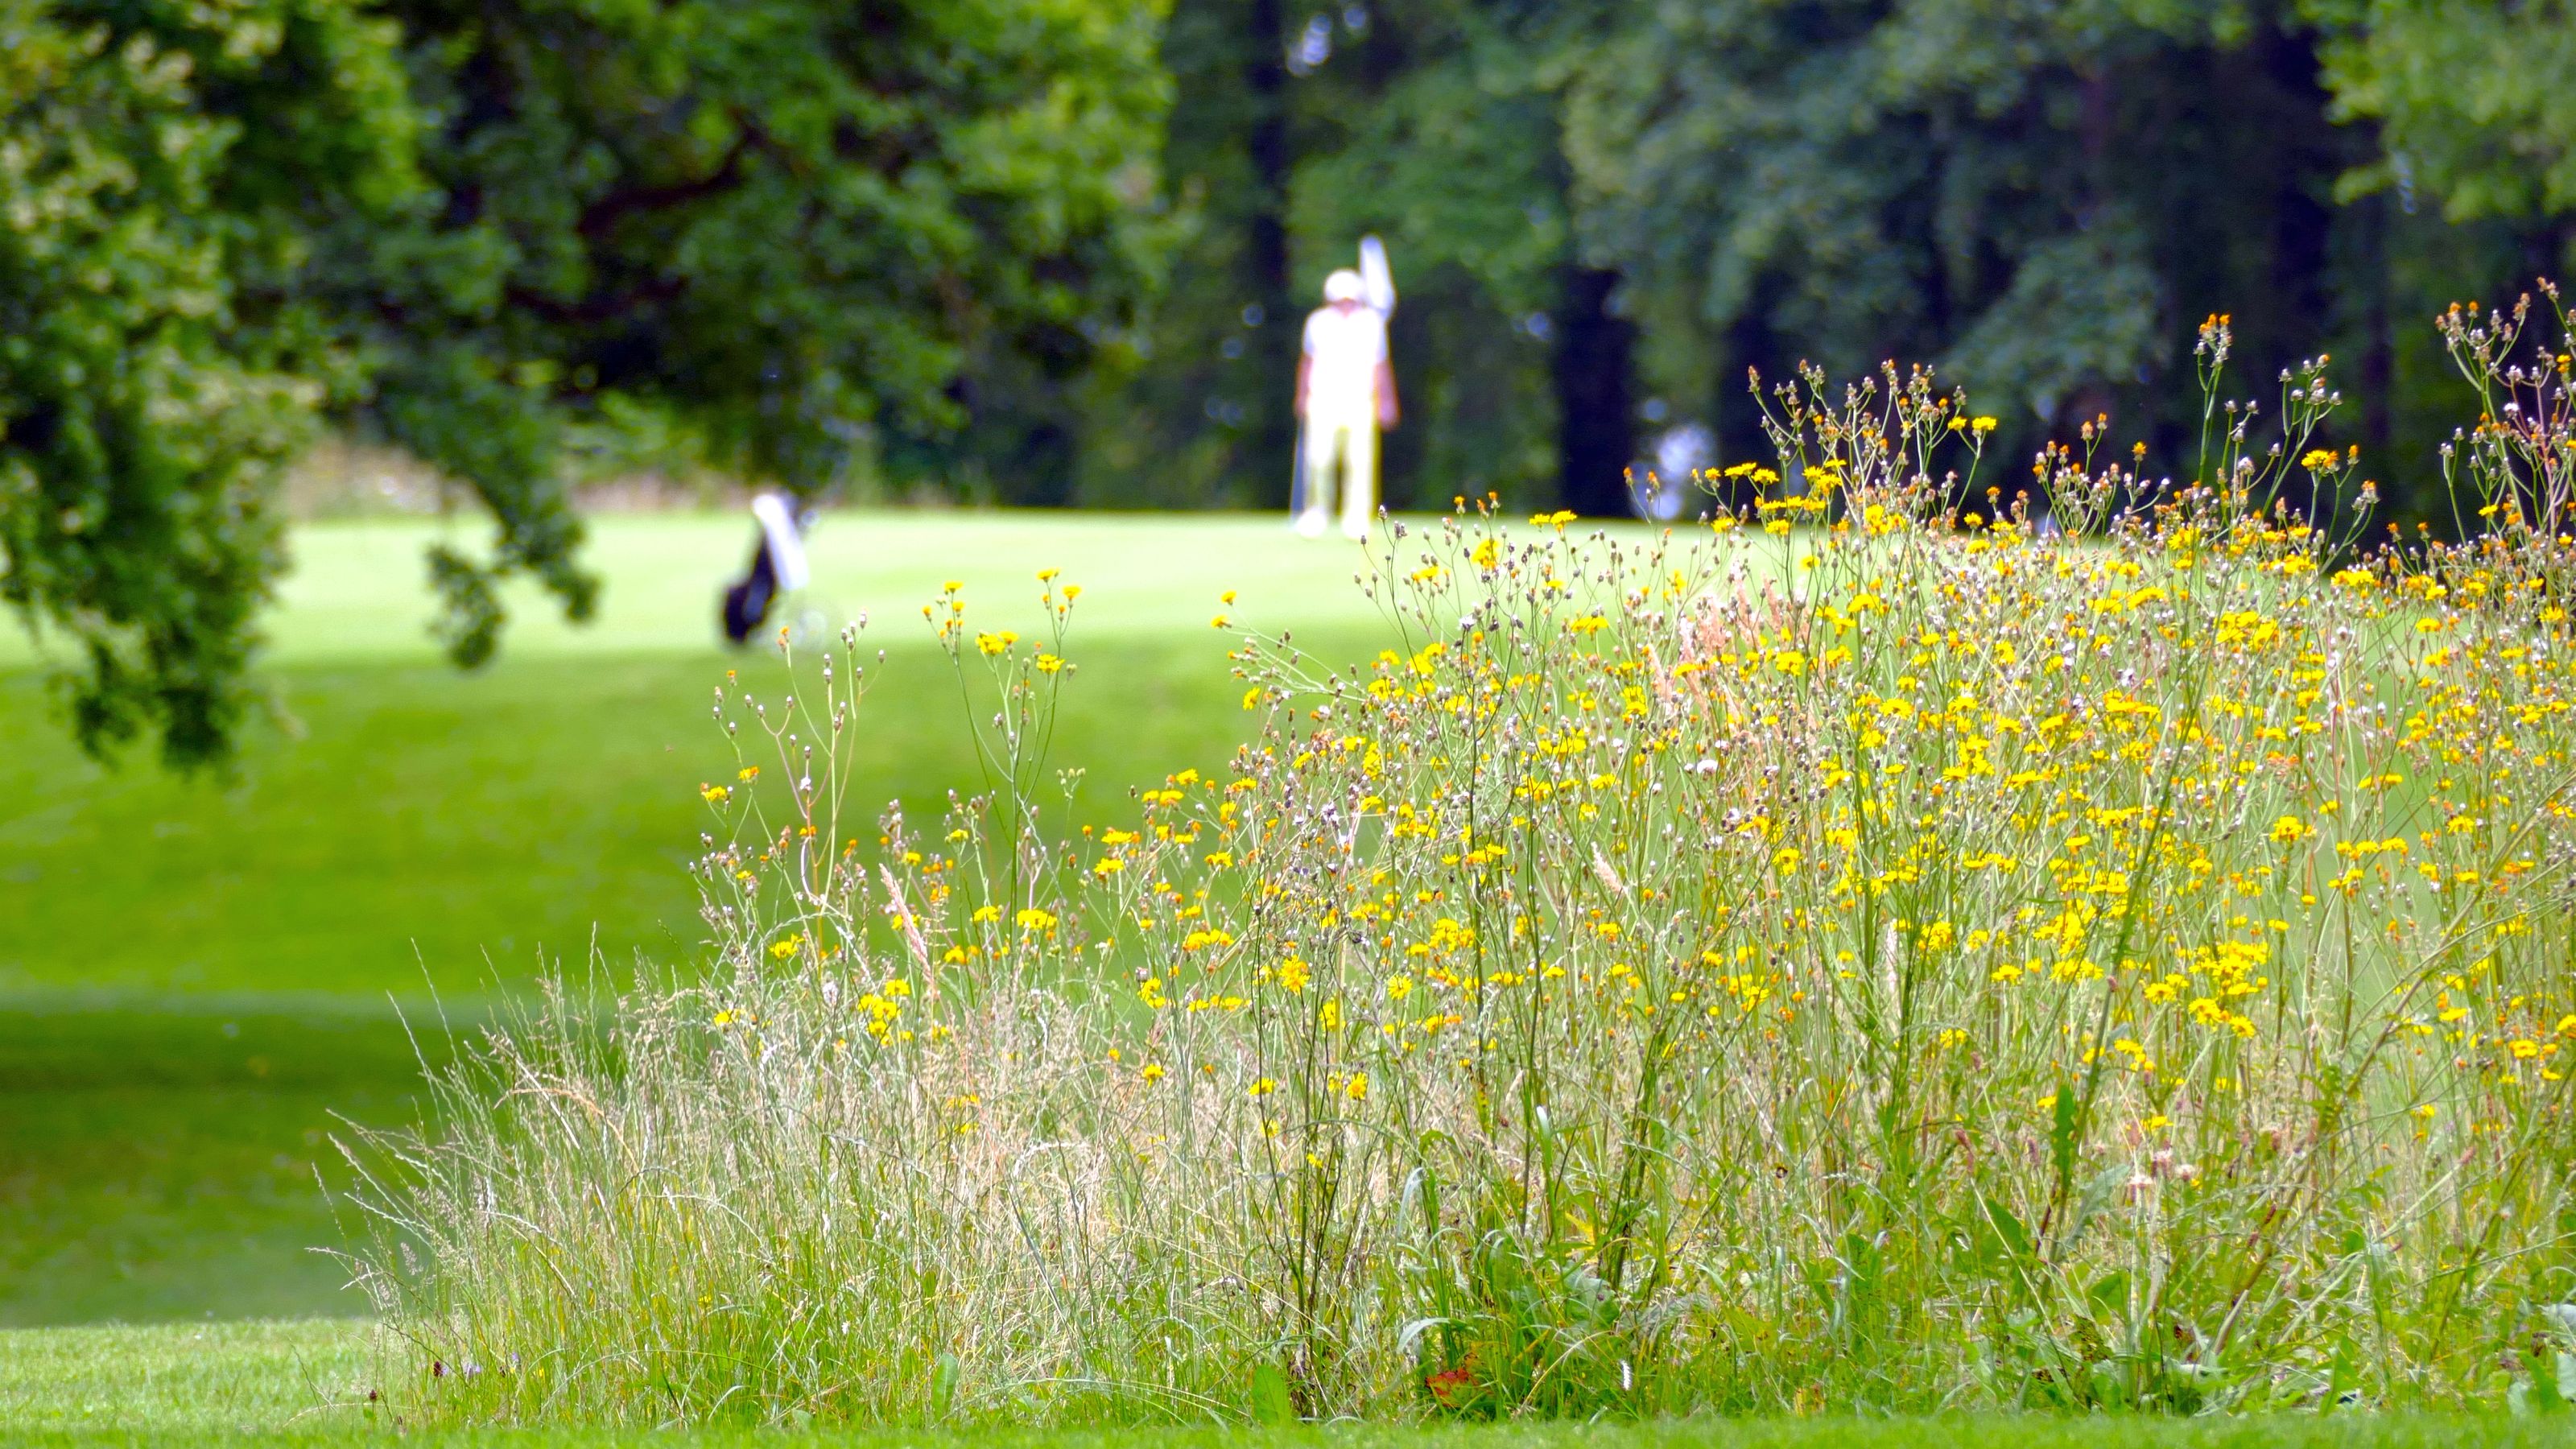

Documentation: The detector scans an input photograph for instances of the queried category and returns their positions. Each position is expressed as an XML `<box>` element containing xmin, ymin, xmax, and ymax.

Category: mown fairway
<box><xmin>0</xmin><ymin>512</ymin><xmax>1397</xmax><ymax>1000</ymax></box>
<box><xmin>0</xmin><ymin>512</ymin><xmax>1395</xmax><ymax>1327</ymax></box>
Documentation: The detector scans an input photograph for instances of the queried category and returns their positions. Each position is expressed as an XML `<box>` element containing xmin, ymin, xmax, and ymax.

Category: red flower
<box><xmin>1425</xmin><ymin>1364</ymin><xmax>1476</xmax><ymax>1406</ymax></box>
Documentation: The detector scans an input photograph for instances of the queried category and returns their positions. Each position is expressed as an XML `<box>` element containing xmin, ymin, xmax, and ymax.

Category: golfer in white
<box><xmin>1295</xmin><ymin>268</ymin><xmax>1398</xmax><ymax>539</ymax></box>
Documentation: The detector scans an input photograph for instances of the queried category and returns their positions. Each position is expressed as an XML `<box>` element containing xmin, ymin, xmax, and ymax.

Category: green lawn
<box><xmin>2</xmin><ymin>1318</ymin><xmax>2563</xmax><ymax>1442</ymax></box>
<box><xmin>0</xmin><ymin>512</ymin><xmax>1394</xmax><ymax>1330</ymax></box>
<box><xmin>0</xmin><ymin>512</ymin><xmax>1395</xmax><ymax>1001</ymax></box>
<box><xmin>0</xmin><ymin>998</ymin><xmax>457</xmax><ymax>1327</ymax></box>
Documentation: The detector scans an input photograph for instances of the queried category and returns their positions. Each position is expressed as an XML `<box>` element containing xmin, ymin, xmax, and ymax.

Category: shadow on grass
<box><xmin>0</xmin><ymin>997</ymin><xmax>456</xmax><ymax>1327</ymax></box>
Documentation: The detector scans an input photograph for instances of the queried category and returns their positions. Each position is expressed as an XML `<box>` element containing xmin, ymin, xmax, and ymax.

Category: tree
<box><xmin>1109</xmin><ymin>0</ymin><xmax>2568</xmax><ymax>522</ymax></box>
<box><xmin>353</xmin><ymin>0</ymin><xmax>1173</xmax><ymax>661</ymax></box>
<box><xmin>1554</xmin><ymin>0</ymin><xmax>2538</xmax><ymax>512</ymax></box>
<box><xmin>1561</xmin><ymin>5</ymin><xmax>2262</xmax><ymax>464</ymax></box>
<box><xmin>2313</xmin><ymin>0</ymin><xmax>2576</xmax><ymax>233</ymax></box>
<box><xmin>0</xmin><ymin>0</ymin><xmax>1173</xmax><ymax>768</ymax></box>
<box><xmin>1284</xmin><ymin>0</ymin><xmax>1681</xmax><ymax>515</ymax></box>
<box><xmin>1286</xmin><ymin>3</ymin><xmax>1573</xmax><ymax>511</ymax></box>
<box><xmin>0</xmin><ymin>0</ymin><xmax>419</xmax><ymax>768</ymax></box>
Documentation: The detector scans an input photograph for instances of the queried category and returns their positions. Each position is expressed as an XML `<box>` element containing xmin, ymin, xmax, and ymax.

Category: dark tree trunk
<box><xmin>1245</xmin><ymin>0</ymin><xmax>1297</xmax><ymax>505</ymax></box>
<box><xmin>2518</xmin><ymin>217</ymin><xmax>2574</xmax><ymax>289</ymax></box>
<box><xmin>2358</xmin><ymin>190</ymin><xmax>2393</xmax><ymax>468</ymax></box>
<box><xmin>2259</xmin><ymin>20</ymin><xmax>2335</xmax><ymax>345</ymax></box>
<box><xmin>1554</xmin><ymin>265</ymin><xmax>1636</xmax><ymax>516</ymax></box>
<box><xmin>2260</xmin><ymin>17</ymin><xmax>2338</xmax><ymax>518</ymax></box>
<box><xmin>1713</xmin><ymin>302</ymin><xmax>1777</xmax><ymax>513</ymax></box>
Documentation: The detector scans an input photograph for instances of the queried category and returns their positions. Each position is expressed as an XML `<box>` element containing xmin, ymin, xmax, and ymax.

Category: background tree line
<box><xmin>1060</xmin><ymin>0</ymin><xmax>2576</xmax><ymax>524</ymax></box>
<box><xmin>2</xmin><ymin>0</ymin><xmax>2570</xmax><ymax>764</ymax></box>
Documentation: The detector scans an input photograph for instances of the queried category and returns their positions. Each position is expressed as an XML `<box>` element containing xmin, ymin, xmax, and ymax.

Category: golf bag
<box><xmin>720</xmin><ymin>493</ymin><xmax>814</xmax><ymax>646</ymax></box>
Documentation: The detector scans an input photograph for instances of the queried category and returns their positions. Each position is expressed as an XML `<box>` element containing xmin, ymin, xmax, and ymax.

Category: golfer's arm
<box><xmin>1295</xmin><ymin>353</ymin><xmax>1311</xmax><ymax>418</ymax></box>
<box><xmin>1376</xmin><ymin>360</ymin><xmax>1398</xmax><ymax>426</ymax></box>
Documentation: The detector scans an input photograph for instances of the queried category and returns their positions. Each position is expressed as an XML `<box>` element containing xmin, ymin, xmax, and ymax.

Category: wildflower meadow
<box><xmin>351</xmin><ymin>302</ymin><xmax>2576</xmax><ymax>1427</ymax></box>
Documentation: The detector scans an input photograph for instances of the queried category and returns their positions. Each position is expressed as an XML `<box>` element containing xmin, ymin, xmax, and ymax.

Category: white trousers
<box><xmin>1299</xmin><ymin>408</ymin><xmax>1378</xmax><ymax>539</ymax></box>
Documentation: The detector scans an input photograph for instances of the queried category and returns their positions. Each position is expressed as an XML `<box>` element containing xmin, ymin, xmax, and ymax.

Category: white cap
<box><xmin>1323</xmin><ymin>269</ymin><xmax>1364</xmax><ymax>303</ymax></box>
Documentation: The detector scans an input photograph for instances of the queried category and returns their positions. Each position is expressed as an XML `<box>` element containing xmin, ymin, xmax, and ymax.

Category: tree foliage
<box><xmin>0</xmin><ymin>0</ymin><xmax>415</xmax><ymax>767</ymax></box>
<box><xmin>359</xmin><ymin>0</ymin><xmax>1169</xmax><ymax>655</ymax></box>
<box><xmin>1556</xmin><ymin>0</ymin><xmax>2388</xmax><ymax>477</ymax></box>
<box><xmin>1105</xmin><ymin>0</ymin><xmax>2576</xmax><ymax>520</ymax></box>
<box><xmin>1084</xmin><ymin>0</ymin><xmax>1634</xmax><ymax>514</ymax></box>
<box><xmin>15</xmin><ymin>0</ymin><xmax>2576</xmax><ymax>768</ymax></box>
<box><xmin>2314</xmin><ymin>0</ymin><xmax>2576</xmax><ymax>224</ymax></box>
<box><xmin>0</xmin><ymin>0</ymin><xmax>1169</xmax><ymax>766</ymax></box>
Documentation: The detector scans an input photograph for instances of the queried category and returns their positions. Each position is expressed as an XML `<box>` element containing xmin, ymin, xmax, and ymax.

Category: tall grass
<box><xmin>353</xmin><ymin>307</ymin><xmax>2576</xmax><ymax>1426</ymax></box>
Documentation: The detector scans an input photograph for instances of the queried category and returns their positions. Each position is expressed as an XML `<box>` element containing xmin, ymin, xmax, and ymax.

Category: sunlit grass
<box><xmin>0</xmin><ymin>513</ymin><xmax>1403</xmax><ymax>1001</ymax></box>
<box><xmin>0</xmin><ymin>1312</ymin><xmax>2560</xmax><ymax>1443</ymax></box>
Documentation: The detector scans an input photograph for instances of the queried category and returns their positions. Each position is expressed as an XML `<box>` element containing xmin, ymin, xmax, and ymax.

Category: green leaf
<box><xmin>2050</xmin><ymin>1084</ymin><xmax>2083</xmax><ymax>1194</ymax></box>
<box><xmin>928</xmin><ymin>1352</ymin><xmax>960</xmax><ymax>1421</ymax></box>
<box><xmin>1248</xmin><ymin>1362</ymin><xmax>1295</xmax><ymax>1425</ymax></box>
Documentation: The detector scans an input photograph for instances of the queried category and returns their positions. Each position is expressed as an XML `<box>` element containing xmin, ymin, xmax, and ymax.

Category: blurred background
<box><xmin>6</xmin><ymin>0</ymin><xmax>2574</xmax><ymax>1327</ymax></box>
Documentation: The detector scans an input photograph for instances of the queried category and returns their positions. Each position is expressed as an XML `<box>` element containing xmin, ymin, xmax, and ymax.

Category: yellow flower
<box><xmin>1036</xmin><ymin>654</ymin><xmax>1064</xmax><ymax>674</ymax></box>
<box><xmin>1248</xmin><ymin>1076</ymin><xmax>1278</xmax><ymax>1098</ymax></box>
<box><xmin>974</xmin><ymin>630</ymin><xmax>1019</xmax><ymax>655</ymax></box>
<box><xmin>1971</xmin><ymin>416</ymin><xmax>1998</xmax><ymax>434</ymax></box>
<box><xmin>2270</xmin><ymin>815</ymin><xmax>2312</xmax><ymax>844</ymax></box>
<box><xmin>1344</xmin><ymin>1071</ymin><xmax>1368</xmax><ymax>1102</ymax></box>
<box><xmin>1141</xmin><ymin>1063</ymin><xmax>1166</xmax><ymax>1084</ymax></box>
<box><xmin>700</xmin><ymin>784</ymin><xmax>729</xmax><ymax>804</ymax></box>
<box><xmin>1278</xmin><ymin>956</ymin><xmax>1311</xmax><ymax>993</ymax></box>
<box><xmin>1471</xmin><ymin>537</ymin><xmax>1502</xmax><ymax>570</ymax></box>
